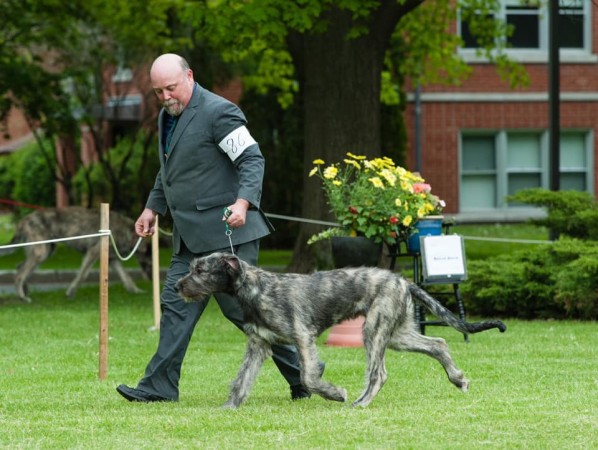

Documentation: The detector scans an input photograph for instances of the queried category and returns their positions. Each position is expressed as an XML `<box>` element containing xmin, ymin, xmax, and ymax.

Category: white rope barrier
<box><xmin>0</xmin><ymin>230</ymin><xmax>146</xmax><ymax>260</ymax></box>
<box><xmin>265</xmin><ymin>212</ymin><xmax>554</xmax><ymax>245</ymax></box>
<box><xmin>0</xmin><ymin>231</ymin><xmax>110</xmax><ymax>250</ymax></box>
<box><xmin>0</xmin><ymin>213</ymin><xmax>554</xmax><ymax>260</ymax></box>
<box><xmin>461</xmin><ymin>236</ymin><xmax>553</xmax><ymax>245</ymax></box>
<box><xmin>108</xmin><ymin>234</ymin><xmax>144</xmax><ymax>261</ymax></box>
<box><xmin>265</xmin><ymin>212</ymin><xmax>340</xmax><ymax>227</ymax></box>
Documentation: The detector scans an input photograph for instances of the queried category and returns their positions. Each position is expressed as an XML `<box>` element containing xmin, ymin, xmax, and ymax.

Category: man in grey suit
<box><xmin>117</xmin><ymin>53</ymin><xmax>318</xmax><ymax>402</ymax></box>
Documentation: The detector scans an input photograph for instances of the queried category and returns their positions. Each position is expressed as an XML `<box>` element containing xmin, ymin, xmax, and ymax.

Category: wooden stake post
<box><xmin>98</xmin><ymin>203</ymin><xmax>109</xmax><ymax>380</ymax></box>
<box><xmin>151</xmin><ymin>215</ymin><xmax>161</xmax><ymax>330</ymax></box>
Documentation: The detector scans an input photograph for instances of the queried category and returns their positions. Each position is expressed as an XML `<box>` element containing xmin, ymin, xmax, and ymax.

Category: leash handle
<box><xmin>223</xmin><ymin>207</ymin><xmax>235</xmax><ymax>254</ymax></box>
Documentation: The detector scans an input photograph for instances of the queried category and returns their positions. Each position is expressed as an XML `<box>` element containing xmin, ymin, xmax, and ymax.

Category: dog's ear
<box><xmin>221</xmin><ymin>254</ymin><xmax>242</xmax><ymax>274</ymax></box>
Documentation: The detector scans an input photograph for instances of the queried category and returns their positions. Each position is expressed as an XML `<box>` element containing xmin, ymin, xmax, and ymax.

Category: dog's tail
<box><xmin>409</xmin><ymin>283</ymin><xmax>506</xmax><ymax>335</ymax></box>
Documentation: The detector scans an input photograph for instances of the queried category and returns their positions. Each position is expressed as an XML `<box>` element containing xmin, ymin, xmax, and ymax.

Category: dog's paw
<box><xmin>221</xmin><ymin>400</ymin><xmax>239</xmax><ymax>410</ymax></box>
<box><xmin>339</xmin><ymin>387</ymin><xmax>348</xmax><ymax>402</ymax></box>
<box><xmin>459</xmin><ymin>378</ymin><xmax>470</xmax><ymax>393</ymax></box>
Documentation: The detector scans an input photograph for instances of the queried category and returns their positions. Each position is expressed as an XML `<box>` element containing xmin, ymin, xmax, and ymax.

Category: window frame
<box><xmin>459</xmin><ymin>129</ymin><xmax>594</xmax><ymax>212</ymax></box>
<box><xmin>458</xmin><ymin>0</ymin><xmax>595</xmax><ymax>64</ymax></box>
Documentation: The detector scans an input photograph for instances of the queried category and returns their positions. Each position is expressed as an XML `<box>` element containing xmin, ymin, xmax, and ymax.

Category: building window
<box><xmin>460</xmin><ymin>130</ymin><xmax>593</xmax><ymax>211</ymax></box>
<box><xmin>460</xmin><ymin>0</ymin><xmax>588</xmax><ymax>56</ymax></box>
<box><xmin>505</xmin><ymin>0</ymin><xmax>541</xmax><ymax>49</ymax></box>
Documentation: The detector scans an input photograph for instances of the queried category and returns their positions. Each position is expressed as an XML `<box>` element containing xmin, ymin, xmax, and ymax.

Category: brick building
<box><xmin>2</xmin><ymin>2</ymin><xmax>596</xmax><ymax>218</ymax></box>
<box><xmin>404</xmin><ymin>0</ymin><xmax>597</xmax><ymax>221</ymax></box>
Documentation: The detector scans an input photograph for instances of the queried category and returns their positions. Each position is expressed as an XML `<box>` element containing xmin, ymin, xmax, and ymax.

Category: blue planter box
<box><xmin>407</xmin><ymin>216</ymin><xmax>444</xmax><ymax>253</ymax></box>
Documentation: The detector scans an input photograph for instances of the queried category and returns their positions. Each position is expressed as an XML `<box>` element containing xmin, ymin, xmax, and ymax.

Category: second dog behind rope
<box><xmin>0</xmin><ymin>207</ymin><xmax>153</xmax><ymax>302</ymax></box>
<box><xmin>176</xmin><ymin>252</ymin><xmax>506</xmax><ymax>408</ymax></box>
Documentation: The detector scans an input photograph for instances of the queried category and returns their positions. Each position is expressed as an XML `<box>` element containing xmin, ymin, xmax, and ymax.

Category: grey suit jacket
<box><xmin>146</xmin><ymin>83</ymin><xmax>273</xmax><ymax>254</ymax></box>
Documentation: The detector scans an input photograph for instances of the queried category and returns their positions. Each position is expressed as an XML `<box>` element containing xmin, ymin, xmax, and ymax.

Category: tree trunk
<box><xmin>287</xmin><ymin>4</ymin><xmax>406</xmax><ymax>272</ymax></box>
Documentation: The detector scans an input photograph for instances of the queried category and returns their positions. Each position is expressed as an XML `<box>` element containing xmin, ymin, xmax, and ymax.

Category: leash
<box><xmin>223</xmin><ymin>207</ymin><xmax>235</xmax><ymax>254</ymax></box>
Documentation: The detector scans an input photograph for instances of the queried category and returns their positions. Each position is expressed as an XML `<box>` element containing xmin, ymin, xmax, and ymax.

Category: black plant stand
<box><xmin>387</xmin><ymin>240</ymin><xmax>469</xmax><ymax>342</ymax></box>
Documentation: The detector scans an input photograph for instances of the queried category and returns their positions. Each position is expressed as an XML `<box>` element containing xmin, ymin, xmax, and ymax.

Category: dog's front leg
<box><xmin>296</xmin><ymin>338</ymin><xmax>347</xmax><ymax>403</ymax></box>
<box><xmin>223</xmin><ymin>334</ymin><xmax>272</xmax><ymax>409</ymax></box>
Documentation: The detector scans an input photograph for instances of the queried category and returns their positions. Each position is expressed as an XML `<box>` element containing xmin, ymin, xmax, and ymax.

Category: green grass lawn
<box><xmin>0</xmin><ymin>283</ymin><xmax>596</xmax><ymax>449</ymax></box>
<box><xmin>0</xmin><ymin>216</ymin><xmax>596</xmax><ymax>448</ymax></box>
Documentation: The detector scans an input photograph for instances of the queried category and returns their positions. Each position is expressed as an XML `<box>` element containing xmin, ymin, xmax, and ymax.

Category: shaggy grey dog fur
<box><xmin>176</xmin><ymin>252</ymin><xmax>506</xmax><ymax>408</ymax></box>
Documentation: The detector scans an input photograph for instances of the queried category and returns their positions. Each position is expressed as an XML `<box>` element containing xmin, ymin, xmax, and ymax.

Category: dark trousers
<box><xmin>135</xmin><ymin>240</ymin><xmax>302</xmax><ymax>400</ymax></box>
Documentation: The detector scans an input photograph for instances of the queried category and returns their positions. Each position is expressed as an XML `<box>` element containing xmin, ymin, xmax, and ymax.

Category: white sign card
<box><xmin>420</xmin><ymin>235</ymin><xmax>467</xmax><ymax>283</ymax></box>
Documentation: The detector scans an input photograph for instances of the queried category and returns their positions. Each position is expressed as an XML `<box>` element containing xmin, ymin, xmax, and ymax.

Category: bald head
<box><xmin>150</xmin><ymin>53</ymin><xmax>194</xmax><ymax>116</ymax></box>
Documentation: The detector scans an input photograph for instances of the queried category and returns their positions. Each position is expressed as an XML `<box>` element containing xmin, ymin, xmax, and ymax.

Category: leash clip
<box><xmin>223</xmin><ymin>208</ymin><xmax>235</xmax><ymax>254</ymax></box>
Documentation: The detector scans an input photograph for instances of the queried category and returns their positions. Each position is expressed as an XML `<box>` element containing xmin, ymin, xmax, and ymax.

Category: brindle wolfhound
<box><xmin>176</xmin><ymin>252</ymin><xmax>506</xmax><ymax>408</ymax></box>
<box><xmin>0</xmin><ymin>207</ymin><xmax>153</xmax><ymax>302</ymax></box>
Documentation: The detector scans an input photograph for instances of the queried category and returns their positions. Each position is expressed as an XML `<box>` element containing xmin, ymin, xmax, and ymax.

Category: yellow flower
<box><xmin>323</xmin><ymin>166</ymin><xmax>338</xmax><ymax>179</ymax></box>
<box><xmin>346</xmin><ymin>152</ymin><xmax>366</xmax><ymax>160</ymax></box>
<box><xmin>343</xmin><ymin>159</ymin><xmax>361</xmax><ymax>170</ymax></box>
<box><xmin>380</xmin><ymin>169</ymin><xmax>396</xmax><ymax>186</ymax></box>
<box><xmin>400</xmin><ymin>180</ymin><xmax>414</xmax><ymax>193</ymax></box>
<box><xmin>368</xmin><ymin>177</ymin><xmax>385</xmax><ymax>189</ymax></box>
<box><xmin>307</xmin><ymin>153</ymin><xmax>445</xmax><ymax>246</ymax></box>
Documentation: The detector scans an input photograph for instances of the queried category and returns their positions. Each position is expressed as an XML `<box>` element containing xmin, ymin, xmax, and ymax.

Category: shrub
<box><xmin>462</xmin><ymin>189</ymin><xmax>598</xmax><ymax>320</ymax></box>
<box><xmin>463</xmin><ymin>239</ymin><xmax>598</xmax><ymax>320</ymax></box>
<box><xmin>0</xmin><ymin>139</ymin><xmax>55</xmax><ymax>217</ymax></box>
<box><xmin>508</xmin><ymin>188</ymin><xmax>598</xmax><ymax>239</ymax></box>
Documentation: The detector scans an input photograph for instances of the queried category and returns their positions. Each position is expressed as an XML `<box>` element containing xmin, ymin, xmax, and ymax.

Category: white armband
<box><xmin>218</xmin><ymin>126</ymin><xmax>257</xmax><ymax>162</ymax></box>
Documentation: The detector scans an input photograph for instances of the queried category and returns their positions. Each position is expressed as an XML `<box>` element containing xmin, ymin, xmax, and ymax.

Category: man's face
<box><xmin>151</xmin><ymin>68</ymin><xmax>194</xmax><ymax>116</ymax></box>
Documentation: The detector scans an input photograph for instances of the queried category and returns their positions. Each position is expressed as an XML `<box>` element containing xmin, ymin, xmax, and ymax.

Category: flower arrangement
<box><xmin>308</xmin><ymin>153</ymin><xmax>445</xmax><ymax>245</ymax></box>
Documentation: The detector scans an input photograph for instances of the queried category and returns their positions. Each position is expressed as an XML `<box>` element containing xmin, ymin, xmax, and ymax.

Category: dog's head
<box><xmin>175</xmin><ymin>252</ymin><xmax>245</xmax><ymax>302</ymax></box>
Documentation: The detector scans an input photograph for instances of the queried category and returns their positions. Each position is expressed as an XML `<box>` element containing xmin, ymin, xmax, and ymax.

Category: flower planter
<box><xmin>330</xmin><ymin>236</ymin><xmax>382</xmax><ymax>268</ymax></box>
<box><xmin>326</xmin><ymin>236</ymin><xmax>382</xmax><ymax>347</ymax></box>
<box><xmin>406</xmin><ymin>215</ymin><xmax>444</xmax><ymax>253</ymax></box>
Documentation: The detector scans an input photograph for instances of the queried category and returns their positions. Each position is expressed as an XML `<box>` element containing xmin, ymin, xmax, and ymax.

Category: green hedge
<box><xmin>462</xmin><ymin>188</ymin><xmax>598</xmax><ymax>320</ymax></box>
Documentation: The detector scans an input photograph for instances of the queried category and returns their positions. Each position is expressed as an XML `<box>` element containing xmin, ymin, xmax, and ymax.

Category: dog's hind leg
<box><xmin>112</xmin><ymin>259</ymin><xmax>143</xmax><ymax>294</ymax></box>
<box><xmin>389</xmin><ymin>328</ymin><xmax>469</xmax><ymax>392</ymax></box>
<box><xmin>296</xmin><ymin>337</ymin><xmax>347</xmax><ymax>403</ymax></box>
<box><xmin>15</xmin><ymin>244</ymin><xmax>53</xmax><ymax>302</ymax></box>
<box><xmin>223</xmin><ymin>334</ymin><xmax>272</xmax><ymax>409</ymax></box>
<box><xmin>66</xmin><ymin>248</ymin><xmax>98</xmax><ymax>299</ymax></box>
<box><xmin>352</xmin><ymin>314</ymin><xmax>391</xmax><ymax>407</ymax></box>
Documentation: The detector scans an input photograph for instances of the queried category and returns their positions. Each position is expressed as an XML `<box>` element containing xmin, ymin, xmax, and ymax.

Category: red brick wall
<box><xmin>404</xmin><ymin>7</ymin><xmax>598</xmax><ymax>214</ymax></box>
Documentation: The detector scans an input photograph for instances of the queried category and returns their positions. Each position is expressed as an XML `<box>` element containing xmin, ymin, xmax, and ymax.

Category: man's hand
<box><xmin>135</xmin><ymin>208</ymin><xmax>157</xmax><ymax>237</ymax></box>
<box><xmin>223</xmin><ymin>199</ymin><xmax>250</xmax><ymax>229</ymax></box>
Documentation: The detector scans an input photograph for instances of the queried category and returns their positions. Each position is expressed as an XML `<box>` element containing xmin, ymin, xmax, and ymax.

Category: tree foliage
<box><xmin>3</xmin><ymin>0</ymin><xmax>529</xmax><ymax>265</ymax></box>
<box><xmin>175</xmin><ymin>0</ymin><xmax>528</xmax><ymax>270</ymax></box>
<box><xmin>0</xmin><ymin>0</ymin><xmax>183</xmax><ymax>211</ymax></box>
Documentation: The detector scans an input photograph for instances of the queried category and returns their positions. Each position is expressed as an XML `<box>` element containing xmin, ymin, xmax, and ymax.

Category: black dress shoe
<box><xmin>290</xmin><ymin>361</ymin><xmax>326</xmax><ymax>400</ymax></box>
<box><xmin>116</xmin><ymin>384</ymin><xmax>172</xmax><ymax>403</ymax></box>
